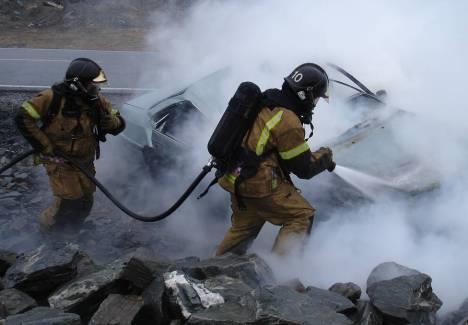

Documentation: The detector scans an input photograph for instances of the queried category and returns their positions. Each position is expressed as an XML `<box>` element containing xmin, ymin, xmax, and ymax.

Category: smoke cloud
<box><xmin>101</xmin><ymin>0</ymin><xmax>468</xmax><ymax>312</ymax></box>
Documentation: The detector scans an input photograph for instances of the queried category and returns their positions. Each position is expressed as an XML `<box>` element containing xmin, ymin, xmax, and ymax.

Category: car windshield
<box><xmin>152</xmin><ymin>100</ymin><xmax>200</xmax><ymax>140</ymax></box>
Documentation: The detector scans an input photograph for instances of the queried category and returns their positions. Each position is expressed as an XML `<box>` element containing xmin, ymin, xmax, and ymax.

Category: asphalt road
<box><xmin>0</xmin><ymin>48</ymin><xmax>160</xmax><ymax>92</ymax></box>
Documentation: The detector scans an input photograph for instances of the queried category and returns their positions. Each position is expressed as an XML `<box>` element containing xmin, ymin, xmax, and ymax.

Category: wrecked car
<box><xmin>118</xmin><ymin>65</ymin><xmax>439</xmax><ymax>208</ymax></box>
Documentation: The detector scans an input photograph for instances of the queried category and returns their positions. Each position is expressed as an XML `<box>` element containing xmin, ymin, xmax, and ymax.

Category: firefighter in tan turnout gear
<box><xmin>216</xmin><ymin>63</ymin><xmax>335</xmax><ymax>256</ymax></box>
<box><xmin>15</xmin><ymin>58</ymin><xmax>125</xmax><ymax>232</ymax></box>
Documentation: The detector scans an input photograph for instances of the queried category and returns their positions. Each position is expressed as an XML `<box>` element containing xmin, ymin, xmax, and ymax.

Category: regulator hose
<box><xmin>0</xmin><ymin>149</ymin><xmax>214</xmax><ymax>223</ymax></box>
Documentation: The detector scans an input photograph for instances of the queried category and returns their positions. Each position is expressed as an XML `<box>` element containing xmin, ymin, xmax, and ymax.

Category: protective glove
<box><xmin>36</xmin><ymin>144</ymin><xmax>65</xmax><ymax>164</ymax></box>
<box><xmin>100</xmin><ymin>114</ymin><xmax>122</xmax><ymax>132</ymax></box>
<box><xmin>315</xmin><ymin>147</ymin><xmax>336</xmax><ymax>172</ymax></box>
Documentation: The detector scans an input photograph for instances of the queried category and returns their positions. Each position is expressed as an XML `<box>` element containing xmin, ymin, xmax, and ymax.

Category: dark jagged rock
<box><xmin>0</xmin><ymin>288</ymin><xmax>37</xmax><ymax>317</ymax></box>
<box><xmin>457</xmin><ymin>317</ymin><xmax>468</xmax><ymax>325</ymax></box>
<box><xmin>4</xmin><ymin>243</ymin><xmax>83</xmax><ymax>298</ymax></box>
<box><xmin>176</xmin><ymin>253</ymin><xmax>275</xmax><ymax>289</ymax></box>
<box><xmin>48</xmin><ymin>255</ymin><xmax>153</xmax><ymax>320</ymax></box>
<box><xmin>141</xmin><ymin>276</ymin><xmax>169</xmax><ymax>324</ymax></box>
<box><xmin>351</xmin><ymin>300</ymin><xmax>383</xmax><ymax>325</ymax></box>
<box><xmin>89</xmin><ymin>294</ymin><xmax>144</xmax><ymax>325</ymax></box>
<box><xmin>127</xmin><ymin>247</ymin><xmax>172</xmax><ymax>276</ymax></box>
<box><xmin>329</xmin><ymin>282</ymin><xmax>362</xmax><ymax>303</ymax></box>
<box><xmin>0</xmin><ymin>250</ymin><xmax>16</xmax><ymax>276</ymax></box>
<box><xmin>254</xmin><ymin>285</ymin><xmax>353</xmax><ymax>325</ymax></box>
<box><xmin>138</xmin><ymin>249</ymin><xmax>179</xmax><ymax>325</ymax></box>
<box><xmin>175</xmin><ymin>256</ymin><xmax>201</xmax><ymax>268</ymax></box>
<box><xmin>185</xmin><ymin>283</ymin><xmax>353</xmax><ymax>324</ymax></box>
<box><xmin>367</xmin><ymin>261</ymin><xmax>420</xmax><ymax>288</ymax></box>
<box><xmin>441</xmin><ymin>298</ymin><xmax>468</xmax><ymax>325</ymax></box>
<box><xmin>164</xmin><ymin>270</ymin><xmax>226</xmax><ymax>320</ymax></box>
<box><xmin>185</xmin><ymin>275</ymin><xmax>255</xmax><ymax>323</ymax></box>
<box><xmin>202</xmin><ymin>274</ymin><xmax>255</xmax><ymax>305</ymax></box>
<box><xmin>367</xmin><ymin>273</ymin><xmax>442</xmax><ymax>325</ymax></box>
<box><xmin>282</xmin><ymin>278</ymin><xmax>306</xmax><ymax>293</ymax></box>
<box><xmin>0</xmin><ymin>302</ymin><xmax>6</xmax><ymax>319</ymax></box>
<box><xmin>186</xmin><ymin>302</ymin><xmax>256</xmax><ymax>324</ymax></box>
<box><xmin>3</xmin><ymin>306</ymin><xmax>80</xmax><ymax>325</ymax></box>
<box><xmin>305</xmin><ymin>286</ymin><xmax>356</xmax><ymax>314</ymax></box>
<box><xmin>75</xmin><ymin>251</ymin><xmax>98</xmax><ymax>277</ymax></box>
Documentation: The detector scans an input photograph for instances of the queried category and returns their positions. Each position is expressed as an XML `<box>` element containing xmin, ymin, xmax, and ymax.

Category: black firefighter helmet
<box><xmin>65</xmin><ymin>58</ymin><xmax>107</xmax><ymax>84</ymax></box>
<box><xmin>284</xmin><ymin>63</ymin><xmax>329</xmax><ymax>108</ymax></box>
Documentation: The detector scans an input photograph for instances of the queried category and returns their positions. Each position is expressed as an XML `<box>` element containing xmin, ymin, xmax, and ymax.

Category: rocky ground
<box><xmin>0</xmin><ymin>0</ymin><xmax>191</xmax><ymax>50</ymax></box>
<box><xmin>0</xmin><ymin>242</ymin><xmax>455</xmax><ymax>325</ymax></box>
<box><xmin>0</xmin><ymin>90</ymin><xmax>466</xmax><ymax>325</ymax></box>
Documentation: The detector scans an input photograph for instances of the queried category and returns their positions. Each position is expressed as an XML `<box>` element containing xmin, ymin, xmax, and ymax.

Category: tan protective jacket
<box><xmin>219</xmin><ymin>106</ymin><xmax>326</xmax><ymax>198</ymax></box>
<box><xmin>17</xmin><ymin>88</ymin><xmax>123</xmax><ymax>164</ymax></box>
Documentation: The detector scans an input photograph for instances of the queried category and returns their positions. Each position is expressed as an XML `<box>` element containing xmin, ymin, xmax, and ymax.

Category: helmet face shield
<box><xmin>322</xmin><ymin>87</ymin><xmax>330</xmax><ymax>103</ymax></box>
<box><xmin>92</xmin><ymin>70</ymin><xmax>107</xmax><ymax>83</ymax></box>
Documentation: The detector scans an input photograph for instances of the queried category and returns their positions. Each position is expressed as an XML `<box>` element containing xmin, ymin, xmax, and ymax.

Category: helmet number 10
<box><xmin>291</xmin><ymin>71</ymin><xmax>303</xmax><ymax>83</ymax></box>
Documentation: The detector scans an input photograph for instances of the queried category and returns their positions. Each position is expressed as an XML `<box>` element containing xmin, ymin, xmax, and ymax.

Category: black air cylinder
<box><xmin>208</xmin><ymin>82</ymin><xmax>261</xmax><ymax>165</ymax></box>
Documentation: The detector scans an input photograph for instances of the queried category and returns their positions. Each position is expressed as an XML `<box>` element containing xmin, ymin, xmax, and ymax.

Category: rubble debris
<box><xmin>367</xmin><ymin>261</ymin><xmax>420</xmax><ymax>287</ymax></box>
<box><xmin>0</xmin><ymin>288</ymin><xmax>37</xmax><ymax>317</ymax></box>
<box><xmin>48</xmin><ymin>255</ymin><xmax>153</xmax><ymax>320</ymax></box>
<box><xmin>185</xmin><ymin>274</ymin><xmax>259</xmax><ymax>324</ymax></box>
<box><xmin>329</xmin><ymin>282</ymin><xmax>362</xmax><ymax>303</ymax></box>
<box><xmin>89</xmin><ymin>294</ymin><xmax>144</xmax><ymax>325</ymax></box>
<box><xmin>43</xmin><ymin>1</ymin><xmax>64</xmax><ymax>10</ymax></box>
<box><xmin>0</xmin><ymin>303</ymin><xmax>6</xmax><ymax>319</ymax></box>
<box><xmin>254</xmin><ymin>285</ymin><xmax>353</xmax><ymax>325</ymax></box>
<box><xmin>164</xmin><ymin>270</ymin><xmax>225</xmax><ymax>319</ymax></box>
<box><xmin>282</xmin><ymin>278</ymin><xmax>306</xmax><ymax>293</ymax></box>
<box><xmin>367</xmin><ymin>272</ymin><xmax>442</xmax><ymax>325</ymax></box>
<box><xmin>124</xmin><ymin>247</ymin><xmax>172</xmax><ymax>276</ymax></box>
<box><xmin>4</xmin><ymin>243</ymin><xmax>83</xmax><ymax>298</ymax></box>
<box><xmin>352</xmin><ymin>300</ymin><xmax>384</xmax><ymax>325</ymax></box>
<box><xmin>176</xmin><ymin>253</ymin><xmax>275</xmax><ymax>288</ymax></box>
<box><xmin>0</xmin><ymin>250</ymin><xmax>16</xmax><ymax>276</ymax></box>
<box><xmin>305</xmin><ymin>286</ymin><xmax>356</xmax><ymax>315</ymax></box>
<box><xmin>186</xmin><ymin>301</ymin><xmax>256</xmax><ymax>324</ymax></box>
<box><xmin>3</xmin><ymin>306</ymin><xmax>80</xmax><ymax>325</ymax></box>
<box><xmin>141</xmin><ymin>276</ymin><xmax>170</xmax><ymax>324</ymax></box>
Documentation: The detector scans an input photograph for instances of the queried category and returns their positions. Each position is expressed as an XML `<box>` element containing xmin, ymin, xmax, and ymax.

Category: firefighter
<box><xmin>216</xmin><ymin>63</ymin><xmax>335</xmax><ymax>256</ymax></box>
<box><xmin>15</xmin><ymin>58</ymin><xmax>125</xmax><ymax>232</ymax></box>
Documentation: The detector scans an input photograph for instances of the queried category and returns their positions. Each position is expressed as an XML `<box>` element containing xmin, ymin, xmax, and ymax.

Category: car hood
<box><xmin>328</xmin><ymin>109</ymin><xmax>440</xmax><ymax>195</ymax></box>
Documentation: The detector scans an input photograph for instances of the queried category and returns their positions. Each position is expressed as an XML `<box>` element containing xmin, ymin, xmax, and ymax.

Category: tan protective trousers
<box><xmin>216</xmin><ymin>181</ymin><xmax>315</xmax><ymax>256</ymax></box>
<box><xmin>38</xmin><ymin>162</ymin><xmax>96</xmax><ymax>232</ymax></box>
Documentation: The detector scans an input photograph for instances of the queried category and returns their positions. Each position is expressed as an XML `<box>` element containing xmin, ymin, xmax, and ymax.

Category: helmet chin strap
<box><xmin>301</xmin><ymin>107</ymin><xmax>315</xmax><ymax>141</ymax></box>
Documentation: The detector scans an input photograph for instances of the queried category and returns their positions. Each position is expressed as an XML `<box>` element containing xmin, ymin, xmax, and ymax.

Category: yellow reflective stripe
<box><xmin>255</xmin><ymin>111</ymin><xmax>284</xmax><ymax>155</ymax></box>
<box><xmin>279</xmin><ymin>141</ymin><xmax>310</xmax><ymax>160</ymax></box>
<box><xmin>22</xmin><ymin>102</ymin><xmax>41</xmax><ymax>120</ymax></box>
<box><xmin>224</xmin><ymin>173</ymin><xmax>237</xmax><ymax>185</ymax></box>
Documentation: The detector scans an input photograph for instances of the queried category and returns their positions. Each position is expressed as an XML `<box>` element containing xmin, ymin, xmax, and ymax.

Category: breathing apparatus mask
<box><xmin>64</xmin><ymin>58</ymin><xmax>107</xmax><ymax>99</ymax></box>
<box><xmin>62</xmin><ymin>58</ymin><xmax>108</xmax><ymax>118</ymax></box>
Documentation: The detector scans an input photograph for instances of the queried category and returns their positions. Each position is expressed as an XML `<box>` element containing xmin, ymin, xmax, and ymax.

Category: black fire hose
<box><xmin>0</xmin><ymin>149</ymin><xmax>35</xmax><ymax>174</ymax></box>
<box><xmin>0</xmin><ymin>149</ymin><xmax>215</xmax><ymax>223</ymax></box>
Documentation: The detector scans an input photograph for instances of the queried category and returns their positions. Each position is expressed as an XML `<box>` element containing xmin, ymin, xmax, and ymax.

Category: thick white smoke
<box><xmin>122</xmin><ymin>0</ymin><xmax>468</xmax><ymax>312</ymax></box>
